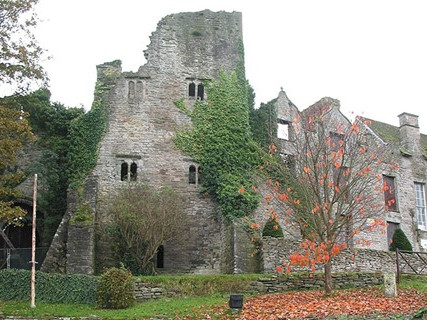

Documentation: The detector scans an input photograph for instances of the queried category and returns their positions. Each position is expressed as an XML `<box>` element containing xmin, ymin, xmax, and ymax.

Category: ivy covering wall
<box><xmin>174</xmin><ymin>71</ymin><xmax>261</xmax><ymax>219</ymax></box>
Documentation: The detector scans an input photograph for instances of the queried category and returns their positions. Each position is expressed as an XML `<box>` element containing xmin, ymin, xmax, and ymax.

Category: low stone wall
<box><xmin>132</xmin><ymin>272</ymin><xmax>385</xmax><ymax>302</ymax></box>
<box><xmin>250</xmin><ymin>272</ymin><xmax>383</xmax><ymax>293</ymax></box>
<box><xmin>134</xmin><ymin>279</ymin><xmax>165</xmax><ymax>302</ymax></box>
<box><xmin>263</xmin><ymin>237</ymin><xmax>396</xmax><ymax>274</ymax></box>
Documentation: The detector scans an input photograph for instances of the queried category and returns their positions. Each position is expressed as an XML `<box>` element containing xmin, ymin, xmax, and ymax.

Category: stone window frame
<box><xmin>383</xmin><ymin>175</ymin><xmax>399</xmax><ymax>212</ymax></box>
<box><xmin>277</xmin><ymin>118</ymin><xmax>291</xmax><ymax>141</ymax></box>
<box><xmin>127</xmin><ymin>78</ymin><xmax>147</xmax><ymax>102</ymax></box>
<box><xmin>188</xmin><ymin>164</ymin><xmax>202</xmax><ymax>186</ymax></box>
<box><xmin>414</xmin><ymin>182</ymin><xmax>427</xmax><ymax>231</ymax></box>
<box><xmin>116</xmin><ymin>155</ymin><xmax>141</xmax><ymax>182</ymax></box>
<box><xmin>186</xmin><ymin>78</ymin><xmax>209</xmax><ymax>101</ymax></box>
<box><xmin>386</xmin><ymin>221</ymin><xmax>400</xmax><ymax>249</ymax></box>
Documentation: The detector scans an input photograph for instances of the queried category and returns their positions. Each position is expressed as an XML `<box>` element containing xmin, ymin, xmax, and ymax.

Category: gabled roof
<box><xmin>364</xmin><ymin>118</ymin><xmax>427</xmax><ymax>157</ymax></box>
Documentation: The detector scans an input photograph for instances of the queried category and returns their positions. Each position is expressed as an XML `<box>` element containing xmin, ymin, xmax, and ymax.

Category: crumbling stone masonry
<box><xmin>43</xmin><ymin>10</ymin><xmax>259</xmax><ymax>274</ymax></box>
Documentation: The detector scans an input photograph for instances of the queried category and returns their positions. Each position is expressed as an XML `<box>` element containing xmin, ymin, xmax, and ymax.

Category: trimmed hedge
<box><xmin>97</xmin><ymin>267</ymin><xmax>135</xmax><ymax>309</ymax></box>
<box><xmin>390</xmin><ymin>228</ymin><xmax>413</xmax><ymax>252</ymax></box>
<box><xmin>0</xmin><ymin>269</ymin><xmax>98</xmax><ymax>304</ymax></box>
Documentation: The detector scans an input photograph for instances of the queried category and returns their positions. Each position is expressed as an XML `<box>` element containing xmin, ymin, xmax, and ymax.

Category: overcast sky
<box><xmin>32</xmin><ymin>0</ymin><xmax>427</xmax><ymax>130</ymax></box>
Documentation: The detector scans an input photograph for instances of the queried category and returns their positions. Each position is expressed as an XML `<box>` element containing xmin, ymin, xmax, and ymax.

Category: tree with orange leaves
<box><xmin>261</xmin><ymin>109</ymin><xmax>397</xmax><ymax>294</ymax></box>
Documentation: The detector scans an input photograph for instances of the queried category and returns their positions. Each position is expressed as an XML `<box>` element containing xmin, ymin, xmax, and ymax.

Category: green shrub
<box><xmin>390</xmin><ymin>228</ymin><xmax>413</xmax><ymax>251</ymax></box>
<box><xmin>0</xmin><ymin>269</ymin><xmax>97</xmax><ymax>304</ymax></box>
<box><xmin>97</xmin><ymin>267</ymin><xmax>135</xmax><ymax>309</ymax></box>
<box><xmin>262</xmin><ymin>219</ymin><xmax>284</xmax><ymax>238</ymax></box>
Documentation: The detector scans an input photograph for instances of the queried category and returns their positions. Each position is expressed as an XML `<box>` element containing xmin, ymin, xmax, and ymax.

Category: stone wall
<box><xmin>263</xmin><ymin>237</ymin><xmax>396</xmax><ymax>274</ymax></box>
<box><xmin>251</xmin><ymin>273</ymin><xmax>383</xmax><ymax>293</ymax></box>
<box><xmin>69</xmin><ymin>10</ymin><xmax>243</xmax><ymax>274</ymax></box>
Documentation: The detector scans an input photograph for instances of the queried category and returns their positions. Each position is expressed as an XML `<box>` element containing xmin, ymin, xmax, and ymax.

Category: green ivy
<box><xmin>0</xmin><ymin>269</ymin><xmax>98</xmax><ymax>304</ymax></box>
<box><xmin>174</xmin><ymin>71</ymin><xmax>261</xmax><ymax>219</ymax></box>
<box><xmin>67</xmin><ymin>81</ymin><xmax>110</xmax><ymax>189</ymax></box>
<box><xmin>250</xmin><ymin>98</ymin><xmax>278</xmax><ymax>150</ymax></box>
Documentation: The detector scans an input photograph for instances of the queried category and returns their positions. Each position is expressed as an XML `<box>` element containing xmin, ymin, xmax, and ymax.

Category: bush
<box><xmin>390</xmin><ymin>228</ymin><xmax>413</xmax><ymax>251</ymax></box>
<box><xmin>262</xmin><ymin>219</ymin><xmax>284</xmax><ymax>238</ymax></box>
<box><xmin>0</xmin><ymin>269</ymin><xmax>98</xmax><ymax>304</ymax></box>
<box><xmin>97</xmin><ymin>267</ymin><xmax>135</xmax><ymax>309</ymax></box>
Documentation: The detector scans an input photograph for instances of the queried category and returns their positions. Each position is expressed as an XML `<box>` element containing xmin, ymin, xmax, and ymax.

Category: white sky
<box><xmin>32</xmin><ymin>0</ymin><xmax>427</xmax><ymax>130</ymax></box>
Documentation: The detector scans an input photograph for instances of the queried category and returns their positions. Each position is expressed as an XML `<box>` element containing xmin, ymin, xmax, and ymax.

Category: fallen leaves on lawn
<box><xmin>178</xmin><ymin>288</ymin><xmax>427</xmax><ymax>319</ymax></box>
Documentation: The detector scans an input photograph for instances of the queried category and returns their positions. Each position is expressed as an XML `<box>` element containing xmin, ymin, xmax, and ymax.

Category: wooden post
<box><xmin>396</xmin><ymin>248</ymin><xmax>400</xmax><ymax>284</ymax></box>
<box><xmin>30</xmin><ymin>174</ymin><xmax>37</xmax><ymax>308</ymax></box>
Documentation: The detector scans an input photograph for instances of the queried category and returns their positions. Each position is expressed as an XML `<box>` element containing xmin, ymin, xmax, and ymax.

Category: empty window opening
<box><xmin>130</xmin><ymin>162</ymin><xmax>137</xmax><ymax>181</ymax></box>
<box><xmin>128</xmin><ymin>81</ymin><xmax>135</xmax><ymax>100</ymax></box>
<box><xmin>383</xmin><ymin>175</ymin><xmax>398</xmax><ymax>212</ymax></box>
<box><xmin>121</xmin><ymin>162</ymin><xmax>128</xmax><ymax>181</ymax></box>
<box><xmin>189</xmin><ymin>165</ymin><xmax>196</xmax><ymax>184</ymax></box>
<box><xmin>277</xmin><ymin>119</ymin><xmax>290</xmax><ymax>140</ymax></box>
<box><xmin>136</xmin><ymin>81</ymin><xmax>144</xmax><ymax>99</ymax></box>
<box><xmin>197</xmin><ymin>84</ymin><xmax>204</xmax><ymax>100</ymax></box>
<box><xmin>156</xmin><ymin>245</ymin><xmax>164</xmax><ymax>268</ymax></box>
<box><xmin>188</xmin><ymin>83</ymin><xmax>196</xmax><ymax>97</ymax></box>
<box><xmin>197</xmin><ymin>166</ymin><xmax>203</xmax><ymax>185</ymax></box>
<box><xmin>387</xmin><ymin>222</ymin><xmax>400</xmax><ymax>249</ymax></box>
<box><xmin>415</xmin><ymin>182</ymin><xmax>426</xmax><ymax>230</ymax></box>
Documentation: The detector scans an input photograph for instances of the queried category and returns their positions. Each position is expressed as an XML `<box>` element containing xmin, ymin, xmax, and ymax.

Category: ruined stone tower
<box><xmin>43</xmin><ymin>10</ymin><xmax>247</xmax><ymax>274</ymax></box>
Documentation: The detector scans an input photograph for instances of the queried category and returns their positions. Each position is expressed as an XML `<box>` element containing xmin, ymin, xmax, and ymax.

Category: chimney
<box><xmin>398</xmin><ymin>112</ymin><xmax>420</xmax><ymax>155</ymax></box>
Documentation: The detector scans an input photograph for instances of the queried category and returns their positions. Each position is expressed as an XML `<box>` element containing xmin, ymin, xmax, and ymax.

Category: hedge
<box><xmin>0</xmin><ymin>269</ymin><xmax>98</xmax><ymax>304</ymax></box>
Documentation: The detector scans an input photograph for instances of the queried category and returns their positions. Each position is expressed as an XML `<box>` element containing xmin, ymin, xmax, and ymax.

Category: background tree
<box><xmin>0</xmin><ymin>89</ymin><xmax>84</xmax><ymax>246</ymax></box>
<box><xmin>108</xmin><ymin>184</ymin><xmax>186</xmax><ymax>275</ymax></box>
<box><xmin>262</xmin><ymin>112</ymin><xmax>397</xmax><ymax>294</ymax></box>
<box><xmin>0</xmin><ymin>0</ymin><xmax>46</xmax><ymax>92</ymax></box>
<box><xmin>0</xmin><ymin>105</ymin><xmax>34</xmax><ymax>224</ymax></box>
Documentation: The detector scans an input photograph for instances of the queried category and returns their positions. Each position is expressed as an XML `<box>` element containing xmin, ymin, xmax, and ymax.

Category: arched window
<box><xmin>197</xmin><ymin>84</ymin><xmax>204</xmax><ymax>100</ymax></box>
<box><xmin>156</xmin><ymin>245</ymin><xmax>164</xmax><ymax>268</ymax></box>
<box><xmin>188</xmin><ymin>83</ymin><xmax>196</xmax><ymax>97</ymax></box>
<box><xmin>130</xmin><ymin>162</ymin><xmax>137</xmax><ymax>181</ymax></box>
<box><xmin>189</xmin><ymin>165</ymin><xmax>196</xmax><ymax>184</ymax></box>
<box><xmin>262</xmin><ymin>219</ymin><xmax>284</xmax><ymax>238</ymax></box>
<box><xmin>197</xmin><ymin>166</ymin><xmax>203</xmax><ymax>185</ymax></box>
<box><xmin>121</xmin><ymin>162</ymin><xmax>128</xmax><ymax>181</ymax></box>
<box><xmin>128</xmin><ymin>81</ymin><xmax>135</xmax><ymax>100</ymax></box>
<box><xmin>136</xmin><ymin>81</ymin><xmax>144</xmax><ymax>99</ymax></box>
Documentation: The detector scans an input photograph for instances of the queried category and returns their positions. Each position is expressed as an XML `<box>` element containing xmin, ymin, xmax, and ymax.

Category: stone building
<box><xmin>260</xmin><ymin>89</ymin><xmax>427</xmax><ymax>272</ymax></box>
<box><xmin>42</xmin><ymin>10</ymin><xmax>260</xmax><ymax>275</ymax></box>
<box><xmin>39</xmin><ymin>9</ymin><xmax>426</xmax><ymax>276</ymax></box>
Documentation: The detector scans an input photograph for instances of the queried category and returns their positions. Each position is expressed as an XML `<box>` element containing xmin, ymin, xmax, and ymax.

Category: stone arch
<box><xmin>156</xmin><ymin>245</ymin><xmax>164</xmax><ymax>268</ymax></box>
<box><xmin>262</xmin><ymin>218</ymin><xmax>284</xmax><ymax>238</ymax></box>
<box><xmin>197</xmin><ymin>83</ymin><xmax>204</xmax><ymax>100</ymax></box>
<box><xmin>130</xmin><ymin>162</ymin><xmax>137</xmax><ymax>181</ymax></box>
<box><xmin>189</xmin><ymin>165</ymin><xmax>196</xmax><ymax>184</ymax></box>
<box><xmin>121</xmin><ymin>162</ymin><xmax>129</xmax><ymax>181</ymax></box>
<box><xmin>128</xmin><ymin>81</ymin><xmax>135</xmax><ymax>100</ymax></box>
<box><xmin>188</xmin><ymin>82</ymin><xmax>196</xmax><ymax>98</ymax></box>
<box><xmin>0</xmin><ymin>198</ymin><xmax>44</xmax><ymax>249</ymax></box>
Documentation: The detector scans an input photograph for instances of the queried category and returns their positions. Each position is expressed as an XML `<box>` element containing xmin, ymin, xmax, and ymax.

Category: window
<box><xmin>330</xmin><ymin>132</ymin><xmax>345</xmax><ymax>152</ymax></box>
<box><xmin>121</xmin><ymin>162</ymin><xmax>129</xmax><ymax>181</ymax></box>
<box><xmin>415</xmin><ymin>183</ymin><xmax>426</xmax><ymax>230</ymax></box>
<box><xmin>333</xmin><ymin>166</ymin><xmax>349</xmax><ymax>201</ymax></box>
<box><xmin>189</xmin><ymin>165</ymin><xmax>202</xmax><ymax>185</ymax></box>
<box><xmin>128</xmin><ymin>81</ymin><xmax>135</xmax><ymax>100</ymax></box>
<box><xmin>197</xmin><ymin>166</ymin><xmax>203</xmax><ymax>185</ymax></box>
<box><xmin>387</xmin><ymin>222</ymin><xmax>400</xmax><ymax>249</ymax></box>
<box><xmin>197</xmin><ymin>84</ymin><xmax>204</xmax><ymax>100</ymax></box>
<box><xmin>277</xmin><ymin>119</ymin><xmax>290</xmax><ymax>140</ymax></box>
<box><xmin>188</xmin><ymin>83</ymin><xmax>196</xmax><ymax>97</ymax></box>
<box><xmin>121</xmin><ymin>161</ymin><xmax>138</xmax><ymax>181</ymax></box>
<box><xmin>189</xmin><ymin>165</ymin><xmax>196</xmax><ymax>184</ymax></box>
<box><xmin>130</xmin><ymin>162</ymin><xmax>137</xmax><ymax>181</ymax></box>
<box><xmin>156</xmin><ymin>245</ymin><xmax>164</xmax><ymax>268</ymax></box>
<box><xmin>383</xmin><ymin>176</ymin><xmax>398</xmax><ymax>212</ymax></box>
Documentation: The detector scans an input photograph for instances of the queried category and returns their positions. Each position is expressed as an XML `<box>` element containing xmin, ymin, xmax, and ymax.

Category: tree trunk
<box><xmin>324</xmin><ymin>260</ymin><xmax>333</xmax><ymax>295</ymax></box>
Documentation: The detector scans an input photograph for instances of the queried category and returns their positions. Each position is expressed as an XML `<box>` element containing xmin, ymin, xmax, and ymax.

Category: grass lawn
<box><xmin>0</xmin><ymin>274</ymin><xmax>425</xmax><ymax>319</ymax></box>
